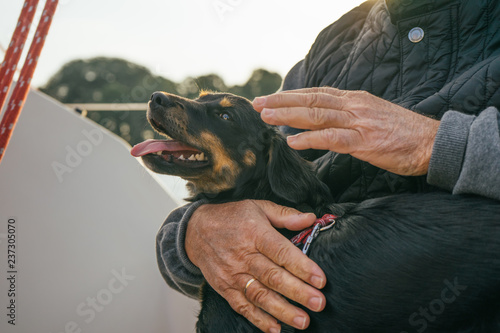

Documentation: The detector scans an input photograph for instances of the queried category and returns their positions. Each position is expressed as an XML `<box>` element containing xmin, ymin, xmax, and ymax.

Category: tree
<box><xmin>229</xmin><ymin>69</ymin><xmax>282</xmax><ymax>99</ymax></box>
<box><xmin>178</xmin><ymin>74</ymin><xmax>229</xmax><ymax>99</ymax></box>
<box><xmin>40</xmin><ymin>57</ymin><xmax>282</xmax><ymax>145</ymax></box>
<box><xmin>40</xmin><ymin>57</ymin><xmax>178</xmax><ymax>103</ymax></box>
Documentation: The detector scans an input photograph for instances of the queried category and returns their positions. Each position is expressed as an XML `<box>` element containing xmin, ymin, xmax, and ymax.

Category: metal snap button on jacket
<box><xmin>408</xmin><ymin>27</ymin><xmax>425</xmax><ymax>43</ymax></box>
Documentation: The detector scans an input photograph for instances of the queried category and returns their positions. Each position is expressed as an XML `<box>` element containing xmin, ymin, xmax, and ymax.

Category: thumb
<box><xmin>254</xmin><ymin>200</ymin><xmax>317</xmax><ymax>231</ymax></box>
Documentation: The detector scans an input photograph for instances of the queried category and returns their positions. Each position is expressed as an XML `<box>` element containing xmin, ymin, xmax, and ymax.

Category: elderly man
<box><xmin>157</xmin><ymin>0</ymin><xmax>500</xmax><ymax>332</ymax></box>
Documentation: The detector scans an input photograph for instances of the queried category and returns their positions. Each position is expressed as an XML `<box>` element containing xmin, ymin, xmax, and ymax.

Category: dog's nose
<box><xmin>150</xmin><ymin>92</ymin><xmax>171</xmax><ymax>107</ymax></box>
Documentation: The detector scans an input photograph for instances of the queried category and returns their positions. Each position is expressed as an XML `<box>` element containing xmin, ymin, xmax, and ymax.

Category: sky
<box><xmin>0</xmin><ymin>0</ymin><xmax>365</xmax><ymax>88</ymax></box>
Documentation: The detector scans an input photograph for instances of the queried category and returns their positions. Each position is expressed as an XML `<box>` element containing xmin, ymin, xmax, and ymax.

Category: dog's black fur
<box><xmin>138</xmin><ymin>91</ymin><xmax>500</xmax><ymax>333</ymax></box>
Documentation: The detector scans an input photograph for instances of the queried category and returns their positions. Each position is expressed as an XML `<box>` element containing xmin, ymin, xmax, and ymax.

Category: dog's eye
<box><xmin>219</xmin><ymin>113</ymin><xmax>231</xmax><ymax>121</ymax></box>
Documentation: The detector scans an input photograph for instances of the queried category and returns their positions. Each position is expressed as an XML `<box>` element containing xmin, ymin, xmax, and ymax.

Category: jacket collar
<box><xmin>385</xmin><ymin>0</ymin><xmax>457</xmax><ymax>23</ymax></box>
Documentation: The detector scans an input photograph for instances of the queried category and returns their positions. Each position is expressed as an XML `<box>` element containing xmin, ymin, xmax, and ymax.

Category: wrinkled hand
<box><xmin>185</xmin><ymin>200</ymin><xmax>326</xmax><ymax>333</ymax></box>
<box><xmin>253</xmin><ymin>87</ymin><xmax>440</xmax><ymax>176</ymax></box>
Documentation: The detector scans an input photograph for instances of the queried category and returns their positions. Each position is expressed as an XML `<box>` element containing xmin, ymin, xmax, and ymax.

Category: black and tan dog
<box><xmin>132</xmin><ymin>91</ymin><xmax>500</xmax><ymax>333</ymax></box>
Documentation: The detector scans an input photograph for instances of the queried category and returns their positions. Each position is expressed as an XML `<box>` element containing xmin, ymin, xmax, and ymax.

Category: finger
<box><xmin>225</xmin><ymin>289</ymin><xmax>281</xmax><ymax>333</ymax></box>
<box><xmin>255</xmin><ymin>228</ymin><xmax>326</xmax><ymax>289</ymax></box>
<box><xmin>281</xmin><ymin>87</ymin><xmax>344</xmax><ymax>96</ymax></box>
<box><xmin>287</xmin><ymin>128</ymin><xmax>360</xmax><ymax>153</ymax></box>
<box><xmin>261</xmin><ymin>106</ymin><xmax>355</xmax><ymax>130</ymax></box>
<box><xmin>251</xmin><ymin>200</ymin><xmax>316</xmax><ymax>231</ymax></box>
<box><xmin>244</xmin><ymin>279</ymin><xmax>311</xmax><ymax>330</ymax></box>
<box><xmin>252</xmin><ymin>87</ymin><xmax>347</xmax><ymax>111</ymax></box>
<box><xmin>251</xmin><ymin>201</ymin><xmax>326</xmax><ymax>288</ymax></box>
<box><xmin>248</xmin><ymin>255</ymin><xmax>326</xmax><ymax>313</ymax></box>
<box><xmin>253</xmin><ymin>92</ymin><xmax>343</xmax><ymax>113</ymax></box>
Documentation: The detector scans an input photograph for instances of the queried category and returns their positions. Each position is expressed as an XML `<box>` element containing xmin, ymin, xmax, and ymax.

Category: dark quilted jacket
<box><xmin>155</xmin><ymin>0</ymin><xmax>500</xmax><ymax>301</ymax></box>
<box><xmin>282</xmin><ymin>0</ymin><xmax>500</xmax><ymax>203</ymax></box>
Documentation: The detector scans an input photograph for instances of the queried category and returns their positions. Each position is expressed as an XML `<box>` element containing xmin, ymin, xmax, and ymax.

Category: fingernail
<box><xmin>253</xmin><ymin>97</ymin><xmax>266</xmax><ymax>106</ymax></box>
<box><xmin>261</xmin><ymin>108</ymin><xmax>274</xmax><ymax>117</ymax></box>
<box><xmin>287</xmin><ymin>135</ymin><xmax>296</xmax><ymax>144</ymax></box>
<box><xmin>293</xmin><ymin>316</ymin><xmax>307</xmax><ymax>329</ymax></box>
<box><xmin>311</xmin><ymin>275</ymin><xmax>324</xmax><ymax>288</ymax></box>
<box><xmin>269</xmin><ymin>327</ymin><xmax>280</xmax><ymax>333</ymax></box>
<box><xmin>308</xmin><ymin>296</ymin><xmax>323</xmax><ymax>312</ymax></box>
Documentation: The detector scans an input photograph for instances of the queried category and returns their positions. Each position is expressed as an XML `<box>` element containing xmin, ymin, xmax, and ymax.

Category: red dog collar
<box><xmin>291</xmin><ymin>214</ymin><xmax>337</xmax><ymax>255</ymax></box>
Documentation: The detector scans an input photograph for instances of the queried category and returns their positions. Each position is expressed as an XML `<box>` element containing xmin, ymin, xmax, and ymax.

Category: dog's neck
<box><xmin>190</xmin><ymin>146</ymin><xmax>333</xmax><ymax>215</ymax></box>
<box><xmin>192</xmin><ymin>180</ymin><xmax>322</xmax><ymax>214</ymax></box>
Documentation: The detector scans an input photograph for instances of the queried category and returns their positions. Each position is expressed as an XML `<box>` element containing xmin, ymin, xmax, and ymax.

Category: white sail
<box><xmin>0</xmin><ymin>90</ymin><xmax>198</xmax><ymax>333</ymax></box>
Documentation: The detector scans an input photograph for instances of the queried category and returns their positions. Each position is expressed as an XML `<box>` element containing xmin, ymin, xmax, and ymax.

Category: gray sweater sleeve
<box><xmin>156</xmin><ymin>199</ymin><xmax>208</xmax><ymax>299</ymax></box>
<box><xmin>427</xmin><ymin>107</ymin><xmax>500</xmax><ymax>200</ymax></box>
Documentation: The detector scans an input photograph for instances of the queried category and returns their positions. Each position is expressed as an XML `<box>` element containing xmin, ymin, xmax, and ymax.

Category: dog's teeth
<box><xmin>153</xmin><ymin>151</ymin><xmax>162</xmax><ymax>156</ymax></box>
<box><xmin>188</xmin><ymin>154</ymin><xmax>196</xmax><ymax>161</ymax></box>
<box><xmin>199</xmin><ymin>152</ymin><xmax>206</xmax><ymax>161</ymax></box>
<box><xmin>178</xmin><ymin>155</ymin><xmax>185</xmax><ymax>160</ymax></box>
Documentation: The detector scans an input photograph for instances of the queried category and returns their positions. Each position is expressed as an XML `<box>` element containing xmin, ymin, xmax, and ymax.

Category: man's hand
<box><xmin>185</xmin><ymin>200</ymin><xmax>326</xmax><ymax>333</ymax></box>
<box><xmin>253</xmin><ymin>87</ymin><xmax>440</xmax><ymax>176</ymax></box>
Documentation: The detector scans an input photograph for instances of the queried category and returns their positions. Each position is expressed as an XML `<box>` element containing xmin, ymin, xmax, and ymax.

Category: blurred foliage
<box><xmin>39</xmin><ymin>57</ymin><xmax>282</xmax><ymax>145</ymax></box>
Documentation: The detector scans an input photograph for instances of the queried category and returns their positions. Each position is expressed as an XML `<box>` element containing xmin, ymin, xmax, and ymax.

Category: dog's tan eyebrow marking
<box><xmin>198</xmin><ymin>89</ymin><xmax>212</xmax><ymax>97</ymax></box>
<box><xmin>219</xmin><ymin>97</ymin><xmax>233</xmax><ymax>108</ymax></box>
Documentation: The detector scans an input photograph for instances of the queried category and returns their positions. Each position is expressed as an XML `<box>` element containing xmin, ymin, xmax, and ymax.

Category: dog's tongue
<box><xmin>131</xmin><ymin>139</ymin><xmax>198</xmax><ymax>157</ymax></box>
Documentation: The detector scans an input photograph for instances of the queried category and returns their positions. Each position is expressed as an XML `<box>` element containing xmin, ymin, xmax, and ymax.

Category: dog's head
<box><xmin>132</xmin><ymin>91</ymin><xmax>331</xmax><ymax>207</ymax></box>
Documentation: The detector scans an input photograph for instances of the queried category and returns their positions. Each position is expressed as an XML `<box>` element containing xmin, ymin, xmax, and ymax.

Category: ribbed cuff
<box><xmin>176</xmin><ymin>199</ymin><xmax>209</xmax><ymax>276</ymax></box>
<box><xmin>427</xmin><ymin>111</ymin><xmax>475</xmax><ymax>191</ymax></box>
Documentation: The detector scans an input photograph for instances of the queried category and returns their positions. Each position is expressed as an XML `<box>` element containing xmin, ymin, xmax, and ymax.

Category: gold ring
<box><xmin>244</xmin><ymin>278</ymin><xmax>257</xmax><ymax>295</ymax></box>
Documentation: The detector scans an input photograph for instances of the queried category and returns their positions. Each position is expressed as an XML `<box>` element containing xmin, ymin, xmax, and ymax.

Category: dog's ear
<box><xmin>267</xmin><ymin>134</ymin><xmax>328</xmax><ymax>205</ymax></box>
